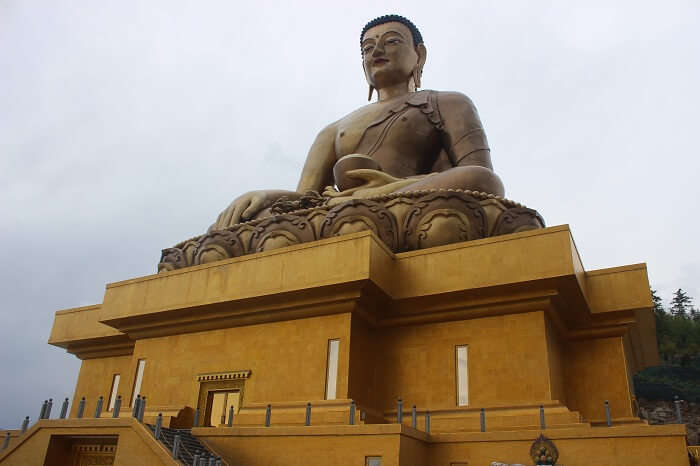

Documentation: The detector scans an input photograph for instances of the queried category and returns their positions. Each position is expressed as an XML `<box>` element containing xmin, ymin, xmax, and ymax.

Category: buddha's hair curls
<box><xmin>361</xmin><ymin>15</ymin><xmax>423</xmax><ymax>50</ymax></box>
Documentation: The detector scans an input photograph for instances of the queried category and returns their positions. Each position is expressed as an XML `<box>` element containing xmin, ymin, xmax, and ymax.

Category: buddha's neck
<box><xmin>377</xmin><ymin>81</ymin><xmax>415</xmax><ymax>102</ymax></box>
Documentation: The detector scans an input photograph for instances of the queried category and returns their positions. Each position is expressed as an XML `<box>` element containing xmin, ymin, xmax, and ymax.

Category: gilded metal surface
<box><xmin>160</xmin><ymin>15</ymin><xmax>544</xmax><ymax>270</ymax></box>
<box><xmin>211</xmin><ymin>15</ymin><xmax>507</xmax><ymax>230</ymax></box>
<box><xmin>159</xmin><ymin>189</ymin><xmax>543</xmax><ymax>272</ymax></box>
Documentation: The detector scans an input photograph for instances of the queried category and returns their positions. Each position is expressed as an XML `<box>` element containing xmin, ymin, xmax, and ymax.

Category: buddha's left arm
<box><xmin>395</xmin><ymin>92</ymin><xmax>505</xmax><ymax>197</ymax></box>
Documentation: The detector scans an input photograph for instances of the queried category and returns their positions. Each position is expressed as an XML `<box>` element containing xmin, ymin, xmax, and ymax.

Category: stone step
<box><xmin>146</xmin><ymin>424</ymin><xmax>223</xmax><ymax>465</ymax></box>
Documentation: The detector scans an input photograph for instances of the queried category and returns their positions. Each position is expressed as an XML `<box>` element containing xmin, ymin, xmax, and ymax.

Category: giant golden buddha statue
<box><xmin>159</xmin><ymin>15</ymin><xmax>543</xmax><ymax>272</ymax></box>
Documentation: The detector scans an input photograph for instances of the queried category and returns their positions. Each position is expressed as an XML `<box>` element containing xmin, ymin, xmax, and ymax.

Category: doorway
<box><xmin>205</xmin><ymin>390</ymin><xmax>241</xmax><ymax>427</ymax></box>
<box><xmin>194</xmin><ymin>370</ymin><xmax>250</xmax><ymax>427</ymax></box>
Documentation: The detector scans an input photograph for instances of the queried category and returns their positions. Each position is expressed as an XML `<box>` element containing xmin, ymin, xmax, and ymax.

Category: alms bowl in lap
<box><xmin>158</xmin><ymin>189</ymin><xmax>544</xmax><ymax>272</ymax></box>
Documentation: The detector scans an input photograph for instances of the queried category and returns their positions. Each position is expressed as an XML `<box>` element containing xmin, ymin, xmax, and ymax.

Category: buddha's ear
<box><xmin>414</xmin><ymin>44</ymin><xmax>427</xmax><ymax>89</ymax></box>
<box><xmin>362</xmin><ymin>60</ymin><xmax>374</xmax><ymax>101</ymax></box>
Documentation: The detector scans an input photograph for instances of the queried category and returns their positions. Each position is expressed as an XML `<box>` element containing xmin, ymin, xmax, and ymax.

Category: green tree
<box><xmin>690</xmin><ymin>306</ymin><xmax>700</xmax><ymax>322</ymax></box>
<box><xmin>651</xmin><ymin>288</ymin><xmax>665</xmax><ymax>316</ymax></box>
<box><xmin>651</xmin><ymin>288</ymin><xmax>667</xmax><ymax>344</ymax></box>
<box><xmin>635</xmin><ymin>287</ymin><xmax>700</xmax><ymax>401</ymax></box>
<box><xmin>670</xmin><ymin>288</ymin><xmax>692</xmax><ymax>319</ymax></box>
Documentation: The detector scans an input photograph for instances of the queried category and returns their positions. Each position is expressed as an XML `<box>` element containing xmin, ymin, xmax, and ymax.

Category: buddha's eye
<box><xmin>385</xmin><ymin>38</ymin><xmax>401</xmax><ymax>45</ymax></box>
<box><xmin>363</xmin><ymin>46</ymin><xmax>374</xmax><ymax>54</ymax></box>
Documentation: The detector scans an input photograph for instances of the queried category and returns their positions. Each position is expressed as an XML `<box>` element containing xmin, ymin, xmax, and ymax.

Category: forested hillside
<box><xmin>634</xmin><ymin>289</ymin><xmax>700</xmax><ymax>402</ymax></box>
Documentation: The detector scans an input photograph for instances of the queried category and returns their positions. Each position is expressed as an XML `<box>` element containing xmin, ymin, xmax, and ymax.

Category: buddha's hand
<box><xmin>322</xmin><ymin>169</ymin><xmax>421</xmax><ymax>205</ymax></box>
<box><xmin>213</xmin><ymin>190</ymin><xmax>271</xmax><ymax>230</ymax></box>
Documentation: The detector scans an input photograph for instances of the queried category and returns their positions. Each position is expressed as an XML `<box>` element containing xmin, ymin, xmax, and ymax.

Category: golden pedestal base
<box><xmin>0</xmin><ymin>226</ymin><xmax>690</xmax><ymax>465</ymax></box>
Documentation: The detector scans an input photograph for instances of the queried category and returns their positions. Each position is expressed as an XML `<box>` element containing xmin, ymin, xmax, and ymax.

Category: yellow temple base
<box><xmin>0</xmin><ymin>226</ymin><xmax>691</xmax><ymax>465</ymax></box>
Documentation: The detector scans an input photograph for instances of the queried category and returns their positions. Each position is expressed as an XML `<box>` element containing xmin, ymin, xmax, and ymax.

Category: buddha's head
<box><xmin>361</xmin><ymin>15</ymin><xmax>427</xmax><ymax>100</ymax></box>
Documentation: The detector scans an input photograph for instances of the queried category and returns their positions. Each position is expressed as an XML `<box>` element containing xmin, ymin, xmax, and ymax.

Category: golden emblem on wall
<box><xmin>529</xmin><ymin>434</ymin><xmax>558</xmax><ymax>465</ymax></box>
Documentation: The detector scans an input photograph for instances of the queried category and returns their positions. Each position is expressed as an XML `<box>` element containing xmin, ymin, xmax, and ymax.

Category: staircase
<box><xmin>146</xmin><ymin>424</ymin><xmax>223</xmax><ymax>465</ymax></box>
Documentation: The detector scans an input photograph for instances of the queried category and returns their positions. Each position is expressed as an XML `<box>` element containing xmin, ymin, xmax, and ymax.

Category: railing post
<box><xmin>480</xmin><ymin>407</ymin><xmax>486</xmax><ymax>432</ymax></box>
<box><xmin>209</xmin><ymin>457</ymin><xmax>215</xmax><ymax>466</ymax></box>
<box><xmin>227</xmin><ymin>405</ymin><xmax>234</xmax><ymax>427</ymax></box>
<box><xmin>45</xmin><ymin>399</ymin><xmax>53</xmax><ymax>419</ymax></box>
<box><xmin>137</xmin><ymin>396</ymin><xmax>146</xmax><ymax>422</ymax></box>
<box><xmin>349</xmin><ymin>401</ymin><xmax>356</xmax><ymax>425</ymax></box>
<box><xmin>193</xmin><ymin>408</ymin><xmax>200</xmax><ymax>428</ymax></box>
<box><xmin>113</xmin><ymin>396</ymin><xmax>122</xmax><ymax>418</ymax></box>
<box><xmin>216</xmin><ymin>459</ymin><xmax>222</xmax><ymax>466</ymax></box>
<box><xmin>2</xmin><ymin>432</ymin><xmax>10</xmax><ymax>450</ymax></box>
<box><xmin>539</xmin><ymin>405</ymin><xmax>546</xmax><ymax>429</ymax></box>
<box><xmin>132</xmin><ymin>395</ymin><xmax>141</xmax><ymax>418</ymax></box>
<box><xmin>305</xmin><ymin>402</ymin><xmax>311</xmax><ymax>426</ymax></box>
<box><xmin>192</xmin><ymin>454</ymin><xmax>200</xmax><ymax>466</ymax></box>
<box><xmin>155</xmin><ymin>413</ymin><xmax>163</xmax><ymax>439</ymax></box>
<box><xmin>60</xmin><ymin>398</ymin><xmax>69</xmax><ymax>419</ymax></box>
<box><xmin>674</xmin><ymin>397</ymin><xmax>683</xmax><ymax>424</ymax></box>
<box><xmin>425</xmin><ymin>411</ymin><xmax>431</xmax><ymax>433</ymax></box>
<box><xmin>411</xmin><ymin>405</ymin><xmax>417</xmax><ymax>428</ymax></box>
<box><xmin>397</xmin><ymin>398</ymin><xmax>403</xmax><ymax>424</ymax></box>
<box><xmin>77</xmin><ymin>397</ymin><xmax>86</xmax><ymax>419</ymax></box>
<box><xmin>172</xmin><ymin>434</ymin><xmax>180</xmax><ymax>459</ymax></box>
<box><xmin>265</xmin><ymin>404</ymin><xmax>271</xmax><ymax>427</ymax></box>
<box><xmin>94</xmin><ymin>396</ymin><xmax>103</xmax><ymax>418</ymax></box>
<box><xmin>604</xmin><ymin>400</ymin><xmax>612</xmax><ymax>427</ymax></box>
<box><xmin>21</xmin><ymin>416</ymin><xmax>29</xmax><ymax>433</ymax></box>
<box><xmin>39</xmin><ymin>400</ymin><xmax>47</xmax><ymax>420</ymax></box>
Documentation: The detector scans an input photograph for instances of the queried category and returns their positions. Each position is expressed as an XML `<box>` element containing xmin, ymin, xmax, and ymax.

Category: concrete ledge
<box><xmin>48</xmin><ymin>226</ymin><xmax>659</xmax><ymax>369</ymax></box>
<box><xmin>0</xmin><ymin>418</ymin><xmax>178</xmax><ymax>465</ymax></box>
<box><xmin>431</xmin><ymin>423</ymin><xmax>687</xmax><ymax>442</ymax></box>
<box><xmin>193</xmin><ymin>423</ymin><xmax>430</xmax><ymax>442</ymax></box>
<box><xmin>191</xmin><ymin>422</ymin><xmax>684</xmax><ymax>443</ymax></box>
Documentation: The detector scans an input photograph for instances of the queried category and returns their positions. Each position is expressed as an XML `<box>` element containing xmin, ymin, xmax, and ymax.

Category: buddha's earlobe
<box><xmin>368</xmin><ymin>85</ymin><xmax>375</xmax><ymax>101</ymax></box>
<box><xmin>412</xmin><ymin>68</ymin><xmax>422</xmax><ymax>89</ymax></box>
<box><xmin>414</xmin><ymin>44</ymin><xmax>427</xmax><ymax>90</ymax></box>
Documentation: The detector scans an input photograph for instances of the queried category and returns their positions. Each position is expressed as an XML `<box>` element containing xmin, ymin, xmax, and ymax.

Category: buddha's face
<box><xmin>362</xmin><ymin>22</ymin><xmax>420</xmax><ymax>91</ymax></box>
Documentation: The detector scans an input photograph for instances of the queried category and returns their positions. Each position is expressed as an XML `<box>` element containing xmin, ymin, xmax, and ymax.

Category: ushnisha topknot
<box><xmin>361</xmin><ymin>14</ymin><xmax>424</xmax><ymax>51</ymax></box>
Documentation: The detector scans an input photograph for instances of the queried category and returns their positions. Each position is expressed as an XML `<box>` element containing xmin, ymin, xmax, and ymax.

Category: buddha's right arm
<box><xmin>212</xmin><ymin>125</ymin><xmax>337</xmax><ymax>230</ymax></box>
<box><xmin>297</xmin><ymin>124</ymin><xmax>337</xmax><ymax>192</ymax></box>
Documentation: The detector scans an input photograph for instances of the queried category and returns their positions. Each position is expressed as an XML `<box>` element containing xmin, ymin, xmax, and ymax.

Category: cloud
<box><xmin>1</xmin><ymin>0</ymin><xmax>699</xmax><ymax>428</ymax></box>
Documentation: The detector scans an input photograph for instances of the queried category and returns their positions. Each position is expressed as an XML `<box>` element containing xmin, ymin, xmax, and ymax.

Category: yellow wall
<box><xmin>428</xmin><ymin>432</ymin><xmax>688</xmax><ymax>466</ymax></box>
<box><xmin>68</xmin><ymin>308</ymin><xmax>644</xmax><ymax>432</ymax></box>
<box><xmin>398</xmin><ymin>434</ymin><xmax>429</xmax><ymax>466</ymax></box>
<box><xmin>200</xmin><ymin>428</ymin><xmax>401</xmax><ymax>466</ymax></box>
<box><xmin>71</xmin><ymin>311</ymin><xmax>582</xmax><ymax>421</ymax></box>
<box><xmin>348</xmin><ymin>315</ymin><xmax>379</xmax><ymax>412</ymax></box>
<box><xmin>72</xmin><ymin>355</ymin><xmax>134</xmax><ymax>417</ymax></box>
<box><xmin>373</xmin><ymin>311</ymin><xmax>550</xmax><ymax>411</ymax></box>
<box><xmin>194</xmin><ymin>424</ymin><xmax>688</xmax><ymax>466</ymax></box>
<box><xmin>545</xmin><ymin>315</ymin><xmax>567</xmax><ymax>404</ymax></box>
<box><xmin>0</xmin><ymin>420</ymin><xmax>177</xmax><ymax>466</ymax></box>
<box><xmin>131</xmin><ymin>313</ymin><xmax>350</xmax><ymax>409</ymax></box>
<box><xmin>564</xmin><ymin>337</ymin><xmax>634</xmax><ymax>421</ymax></box>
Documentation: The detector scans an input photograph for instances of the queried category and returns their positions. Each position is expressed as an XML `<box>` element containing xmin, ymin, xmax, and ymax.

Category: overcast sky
<box><xmin>1</xmin><ymin>1</ymin><xmax>699</xmax><ymax>429</ymax></box>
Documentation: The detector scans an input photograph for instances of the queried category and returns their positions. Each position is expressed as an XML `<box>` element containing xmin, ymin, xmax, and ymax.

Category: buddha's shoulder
<box><xmin>431</xmin><ymin>90</ymin><xmax>478</xmax><ymax>108</ymax></box>
<box><xmin>321</xmin><ymin>90</ymin><xmax>479</xmax><ymax>133</ymax></box>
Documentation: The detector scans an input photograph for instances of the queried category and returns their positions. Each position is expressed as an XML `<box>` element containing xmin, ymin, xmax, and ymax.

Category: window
<box><xmin>108</xmin><ymin>374</ymin><xmax>120</xmax><ymax>411</ymax></box>
<box><xmin>325</xmin><ymin>339</ymin><xmax>340</xmax><ymax>400</ymax></box>
<box><xmin>456</xmin><ymin>345</ymin><xmax>468</xmax><ymax>406</ymax></box>
<box><xmin>366</xmin><ymin>457</ymin><xmax>382</xmax><ymax>466</ymax></box>
<box><xmin>130</xmin><ymin>359</ymin><xmax>146</xmax><ymax>407</ymax></box>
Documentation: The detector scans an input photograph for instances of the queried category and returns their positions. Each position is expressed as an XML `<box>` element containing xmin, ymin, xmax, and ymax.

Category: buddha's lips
<box><xmin>373</xmin><ymin>58</ymin><xmax>389</xmax><ymax>65</ymax></box>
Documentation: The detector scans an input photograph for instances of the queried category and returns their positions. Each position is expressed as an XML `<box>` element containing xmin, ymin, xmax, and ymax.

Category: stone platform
<box><xmin>0</xmin><ymin>226</ymin><xmax>690</xmax><ymax>465</ymax></box>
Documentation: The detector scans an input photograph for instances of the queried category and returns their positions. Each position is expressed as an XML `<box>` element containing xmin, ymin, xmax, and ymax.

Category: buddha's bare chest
<box><xmin>334</xmin><ymin>103</ymin><xmax>442</xmax><ymax>177</ymax></box>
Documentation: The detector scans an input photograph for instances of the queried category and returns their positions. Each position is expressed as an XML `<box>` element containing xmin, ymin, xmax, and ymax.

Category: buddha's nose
<box><xmin>372</xmin><ymin>45</ymin><xmax>385</xmax><ymax>56</ymax></box>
